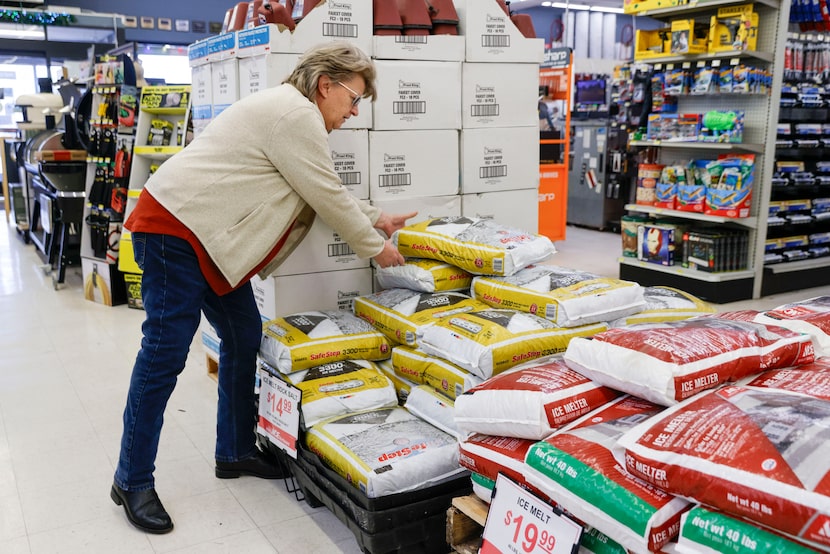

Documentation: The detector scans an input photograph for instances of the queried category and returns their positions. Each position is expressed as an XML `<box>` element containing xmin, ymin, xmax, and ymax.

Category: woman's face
<box><xmin>317</xmin><ymin>74</ymin><xmax>364</xmax><ymax>132</ymax></box>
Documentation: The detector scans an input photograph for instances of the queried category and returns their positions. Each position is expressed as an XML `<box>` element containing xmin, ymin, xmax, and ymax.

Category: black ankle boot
<box><xmin>110</xmin><ymin>483</ymin><xmax>174</xmax><ymax>534</ymax></box>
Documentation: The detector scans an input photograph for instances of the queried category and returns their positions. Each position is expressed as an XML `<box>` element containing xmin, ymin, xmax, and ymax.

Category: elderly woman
<box><xmin>111</xmin><ymin>41</ymin><xmax>415</xmax><ymax>534</ymax></box>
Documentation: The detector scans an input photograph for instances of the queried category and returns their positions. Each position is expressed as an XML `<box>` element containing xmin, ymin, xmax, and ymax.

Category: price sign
<box><xmin>481</xmin><ymin>474</ymin><xmax>582</xmax><ymax>554</ymax></box>
<box><xmin>257</xmin><ymin>370</ymin><xmax>302</xmax><ymax>459</ymax></box>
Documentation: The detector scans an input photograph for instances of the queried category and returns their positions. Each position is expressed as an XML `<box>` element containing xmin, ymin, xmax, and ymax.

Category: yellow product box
<box><xmin>624</xmin><ymin>0</ymin><xmax>686</xmax><ymax>14</ymax></box>
<box><xmin>634</xmin><ymin>28</ymin><xmax>672</xmax><ymax>60</ymax></box>
<box><xmin>708</xmin><ymin>5</ymin><xmax>758</xmax><ymax>53</ymax></box>
<box><xmin>670</xmin><ymin>19</ymin><xmax>709</xmax><ymax>54</ymax></box>
<box><xmin>124</xmin><ymin>272</ymin><xmax>143</xmax><ymax>310</ymax></box>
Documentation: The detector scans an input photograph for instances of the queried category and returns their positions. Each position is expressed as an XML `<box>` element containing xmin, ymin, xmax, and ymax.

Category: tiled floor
<box><xmin>2</xmin><ymin>215</ymin><xmax>830</xmax><ymax>553</ymax></box>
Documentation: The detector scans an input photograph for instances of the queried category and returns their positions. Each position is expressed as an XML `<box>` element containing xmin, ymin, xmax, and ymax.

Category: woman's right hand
<box><xmin>372</xmin><ymin>239</ymin><xmax>406</xmax><ymax>268</ymax></box>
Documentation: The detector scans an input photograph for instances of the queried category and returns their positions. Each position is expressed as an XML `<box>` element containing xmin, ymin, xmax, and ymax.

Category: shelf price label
<box><xmin>256</xmin><ymin>370</ymin><xmax>301</xmax><ymax>459</ymax></box>
<box><xmin>481</xmin><ymin>474</ymin><xmax>582</xmax><ymax>554</ymax></box>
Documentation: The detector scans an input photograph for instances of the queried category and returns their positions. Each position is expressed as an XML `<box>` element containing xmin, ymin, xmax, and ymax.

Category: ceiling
<box><xmin>509</xmin><ymin>0</ymin><xmax>627</xmax><ymax>11</ymax></box>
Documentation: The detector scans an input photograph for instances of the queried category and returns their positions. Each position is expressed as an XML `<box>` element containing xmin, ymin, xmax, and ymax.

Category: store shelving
<box><xmin>620</xmin><ymin>0</ymin><xmax>790</xmax><ymax>302</ymax></box>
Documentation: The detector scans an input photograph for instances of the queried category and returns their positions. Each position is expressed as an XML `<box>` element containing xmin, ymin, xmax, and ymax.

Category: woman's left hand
<box><xmin>374</xmin><ymin>211</ymin><xmax>418</xmax><ymax>237</ymax></box>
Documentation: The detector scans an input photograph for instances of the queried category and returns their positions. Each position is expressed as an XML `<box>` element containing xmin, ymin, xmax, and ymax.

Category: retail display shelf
<box><xmin>624</xmin><ymin>204</ymin><xmax>759</xmax><ymax>228</ymax></box>
<box><xmin>636</xmin><ymin>49</ymin><xmax>774</xmax><ymax>66</ymax></box>
<box><xmin>629</xmin><ymin>140</ymin><xmax>766</xmax><ymax>154</ymax></box>
<box><xmin>765</xmin><ymin>257</ymin><xmax>830</xmax><ymax>273</ymax></box>
<box><xmin>132</xmin><ymin>145</ymin><xmax>183</xmax><ymax>159</ymax></box>
<box><xmin>618</xmin><ymin>257</ymin><xmax>755</xmax><ymax>282</ymax></box>
<box><xmin>634</xmin><ymin>0</ymin><xmax>778</xmax><ymax>19</ymax></box>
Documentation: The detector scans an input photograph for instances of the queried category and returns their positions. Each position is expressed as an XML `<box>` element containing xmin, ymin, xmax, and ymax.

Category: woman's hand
<box><xmin>372</xmin><ymin>239</ymin><xmax>406</xmax><ymax>268</ymax></box>
<box><xmin>374</xmin><ymin>211</ymin><xmax>418</xmax><ymax>238</ymax></box>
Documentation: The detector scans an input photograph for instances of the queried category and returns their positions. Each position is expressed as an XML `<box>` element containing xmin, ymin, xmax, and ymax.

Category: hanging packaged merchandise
<box><xmin>147</xmin><ymin>119</ymin><xmax>174</xmax><ymax>146</ymax></box>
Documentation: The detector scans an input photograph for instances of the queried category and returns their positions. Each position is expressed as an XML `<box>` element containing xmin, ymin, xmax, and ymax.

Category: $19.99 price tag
<box><xmin>481</xmin><ymin>474</ymin><xmax>582</xmax><ymax>554</ymax></box>
<box><xmin>256</xmin><ymin>370</ymin><xmax>302</xmax><ymax>459</ymax></box>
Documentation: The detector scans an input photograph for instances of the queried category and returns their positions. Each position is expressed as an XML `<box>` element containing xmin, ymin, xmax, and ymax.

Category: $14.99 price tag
<box><xmin>256</xmin><ymin>370</ymin><xmax>302</xmax><ymax>459</ymax></box>
<box><xmin>481</xmin><ymin>474</ymin><xmax>582</xmax><ymax>554</ymax></box>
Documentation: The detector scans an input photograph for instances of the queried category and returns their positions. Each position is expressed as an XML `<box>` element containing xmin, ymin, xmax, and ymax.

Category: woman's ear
<box><xmin>317</xmin><ymin>74</ymin><xmax>332</xmax><ymax>99</ymax></box>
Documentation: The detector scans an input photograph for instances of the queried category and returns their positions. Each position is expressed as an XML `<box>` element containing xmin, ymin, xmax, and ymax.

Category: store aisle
<box><xmin>2</xmin><ymin>217</ymin><xmax>830</xmax><ymax>554</ymax></box>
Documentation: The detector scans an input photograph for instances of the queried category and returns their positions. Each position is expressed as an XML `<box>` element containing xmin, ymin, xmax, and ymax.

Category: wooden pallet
<box><xmin>205</xmin><ymin>352</ymin><xmax>218</xmax><ymax>382</ymax></box>
<box><xmin>446</xmin><ymin>494</ymin><xmax>488</xmax><ymax>554</ymax></box>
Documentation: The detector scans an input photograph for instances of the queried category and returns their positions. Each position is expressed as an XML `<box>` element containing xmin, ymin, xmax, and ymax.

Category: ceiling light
<box><xmin>541</xmin><ymin>1</ymin><xmax>553</xmax><ymax>5</ymax></box>
<box><xmin>0</xmin><ymin>24</ymin><xmax>45</xmax><ymax>40</ymax></box>
<box><xmin>590</xmin><ymin>5</ymin><xmax>625</xmax><ymax>12</ymax></box>
<box><xmin>551</xmin><ymin>2</ymin><xmax>591</xmax><ymax>9</ymax></box>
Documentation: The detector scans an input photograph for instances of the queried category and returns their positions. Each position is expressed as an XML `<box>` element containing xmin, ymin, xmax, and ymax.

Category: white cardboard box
<box><xmin>290</xmin><ymin>0</ymin><xmax>373</xmax><ymax>56</ymax></box>
<box><xmin>191</xmin><ymin>63</ymin><xmax>213</xmax><ymax>108</ymax></box>
<box><xmin>371</xmin><ymin>194</ymin><xmax>462</xmax><ymax>226</ymax></box>
<box><xmin>329</xmin><ymin>129</ymin><xmax>369</xmax><ymax>199</ymax></box>
<box><xmin>206</xmin><ymin>31</ymin><xmax>238</xmax><ymax>61</ymax></box>
<box><xmin>454</xmin><ymin>0</ymin><xmax>544</xmax><ymax>63</ymax></box>
<box><xmin>369</xmin><ymin>130</ymin><xmax>459</xmax><ymax>199</ymax></box>
<box><xmin>372</xmin><ymin>60</ymin><xmax>462</xmax><ymax>130</ymax></box>
<box><xmin>373</xmin><ymin>35</ymin><xmax>465</xmax><ymax>61</ymax></box>
<box><xmin>273</xmin><ymin>215</ymin><xmax>371</xmax><ymax>276</ymax></box>
<box><xmin>211</xmin><ymin>58</ymin><xmax>240</xmax><ymax>118</ymax></box>
<box><xmin>460</xmin><ymin>127</ymin><xmax>539</xmax><ymax>193</ymax></box>
<box><xmin>462</xmin><ymin>62</ymin><xmax>539</xmax><ymax>129</ymax></box>
<box><xmin>237</xmin><ymin>53</ymin><xmax>296</xmax><ymax>98</ymax></box>
<box><xmin>188</xmin><ymin>38</ymin><xmax>210</xmax><ymax>67</ymax></box>
<box><xmin>236</xmin><ymin>23</ymin><xmax>292</xmax><ymax>57</ymax></box>
<box><xmin>461</xmin><ymin>188</ymin><xmax>539</xmax><ymax>234</ymax></box>
<box><xmin>252</xmin><ymin>267</ymin><xmax>373</xmax><ymax>321</ymax></box>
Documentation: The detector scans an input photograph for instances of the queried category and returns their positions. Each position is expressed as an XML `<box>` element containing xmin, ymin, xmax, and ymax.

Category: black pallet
<box><xmin>287</xmin><ymin>448</ymin><xmax>464</xmax><ymax>554</ymax></box>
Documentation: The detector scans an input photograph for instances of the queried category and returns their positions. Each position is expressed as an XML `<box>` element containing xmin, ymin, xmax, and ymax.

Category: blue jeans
<box><xmin>114</xmin><ymin>233</ymin><xmax>262</xmax><ymax>491</ymax></box>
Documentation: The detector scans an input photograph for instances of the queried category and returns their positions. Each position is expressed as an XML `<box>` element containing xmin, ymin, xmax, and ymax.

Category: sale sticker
<box><xmin>481</xmin><ymin>473</ymin><xmax>582</xmax><ymax>554</ymax></box>
<box><xmin>257</xmin><ymin>370</ymin><xmax>302</xmax><ymax>459</ymax></box>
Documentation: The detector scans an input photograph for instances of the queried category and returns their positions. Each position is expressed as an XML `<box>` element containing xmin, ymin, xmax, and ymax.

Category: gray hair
<box><xmin>284</xmin><ymin>41</ymin><xmax>377</xmax><ymax>102</ymax></box>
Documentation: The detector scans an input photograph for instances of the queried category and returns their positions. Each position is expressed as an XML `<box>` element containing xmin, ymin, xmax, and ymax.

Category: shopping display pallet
<box><xmin>261</xmin><ymin>437</ymin><xmax>471</xmax><ymax>554</ymax></box>
<box><xmin>446</xmin><ymin>495</ymin><xmax>487</xmax><ymax>554</ymax></box>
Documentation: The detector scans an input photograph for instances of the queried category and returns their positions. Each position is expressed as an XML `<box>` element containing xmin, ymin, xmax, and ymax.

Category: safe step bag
<box><xmin>374</xmin><ymin>257</ymin><xmax>473</xmax><ymax>293</ymax></box>
<box><xmin>375</xmin><ymin>358</ymin><xmax>418</xmax><ymax>404</ymax></box>
<box><xmin>259</xmin><ymin>310</ymin><xmax>391</xmax><ymax>374</ymax></box>
<box><xmin>418</xmin><ymin>308</ymin><xmax>607</xmax><ymax>380</ymax></box>
<box><xmin>471</xmin><ymin>265</ymin><xmax>646</xmax><ymax>328</ymax></box>
<box><xmin>563</xmin><ymin>311</ymin><xmax>815</xmax><ymax>406</ymax></box>
<box><xmin>389</xmin><ymin>345</ymin><xmax>483</xmax><ymax>400</ymax></box>
<box><xmin>753</xmin><ymin>295</ymin><xmax>830</xmax><ymax>357</ymax></box>
<box><xmin>304</xmin><ymin>407</ymin><xmax>465</xmax><ymax>498</ymax></box>
<box><xmin>272</xmin><ymin>359</ymin><xmax>398</xmax><ymax>429</ymax></box>
<box><xmin>353</xmin><ymin>288</ymin><xmax>486</xmax><ymax>347</ymax></box>
<box><xmin>391</xmin><ymin>216</ymin><xmax>556</xmax><ymax>277</ymax></box>
<box><xmin>524</xmin><ymin>395</ymin><xmax>691</xmax><ymax>553</ymax></box>
<box><xmin>615</xmin><ymin>375</ymin><xmax>830</xmax><ymax>552</ymax></box>
<box><xmin>403</xmin><ymin>385</ymin><xmax>462</xmax><ymax>440</ymax></box>
<box><xmin>607</xmin><ymin>285</ymin><xmax>716</xmax><ymax>328</ymax></box>
<box><xmin>453</xmin><ymin>357</ymin><xmax>621</xmax><ymax>440</ymax></box>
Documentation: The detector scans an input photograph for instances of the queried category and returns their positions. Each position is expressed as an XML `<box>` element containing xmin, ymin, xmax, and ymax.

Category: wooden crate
<box><xmin>206</xmin><ymin>352</ymin><xmax>218</xmax><ymax>382</ymax></box>
<box><xmin>446</xmin><ymin>494</ymin><xmax>488</xmax><ymax>554</ymax></box>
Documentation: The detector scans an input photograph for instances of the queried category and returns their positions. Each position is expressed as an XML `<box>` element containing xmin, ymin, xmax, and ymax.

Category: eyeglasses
<box><xmin>337</xmin><ymin>81</ymin><xmax>362</xmax><ymax>107</ymax></box>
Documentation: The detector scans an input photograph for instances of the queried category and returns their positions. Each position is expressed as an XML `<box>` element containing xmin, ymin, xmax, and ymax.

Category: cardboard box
<box><xmin>638</xmin><ymin>224</ymin><xmax>680</xmax><ymax>266</ymax></box>
<box><xmin>454</xmin><ymin>0</ymin><xmax>544</xmax><ymax>63</ymax></box>
<box><xmin>370</xmin><ymin>194</ymin><xmax>462</xmax><ymax>226</ymax></box>
<box><xmin>290</xmin><ymin>0</ymin><xmax>373</xmax><ymax>56</ymax></box>
<box><xmin>368</xmin><ymin>130</ymin><xmax>459</xmax><ymax>199</ymax></box>
<box><xmin>373</xmin><ymin>35</ymin><xmax>465</xmax><ymax>61</ymax></box>
<box><xmin>460</xmin><ymin>127</ymin><xmax>539</xmax><ymax>193</ymax></box>
<box><xmin>273</xmin><ymin>216</ymin><xmax>370</xmax><ymax>276</ymax></box>
<box><xmin>329</xmin><ymin>129</ymin><xmax>369</xmax><ymax>199</ymax></box>
<box><xmin>191</xmin><ymin>63</ymin><xmax>213</xmax><ymax>109</ymax></box>
<box><xmin>206</xmin><ymin>31</ymin><xmax>237</xmax><ymax>61</ymax></box>
<box><xmin>211</xmin><ymin>58</ymin><xmax>239</xmax><ymax>118</ymax></box>
<box><xmin>461</xmin><ymin>62</ymin><xmax>538</xmax><ymax>128</ymax></box>
<box><xmin>237</xmin><ymin>53</ymin><xmax>296</xmax><ymax>99</ymax></box>
<box><xmin>373</xmin><ymin>60</ymin><xmax>462</xmax><ymax>130</ymax></box>
<box><xmin>187</xmin><ymin>38</ymin><xmax>210</xmax><ymax>66</ymax></box>
<box><xmin>82</xmin><ymin>257</ymin><xmax>127</xmax><ymax>306</ymax></box>
<box><xmin>236</xmin><ymin>23</ymin><xmax>292</xmax><ymax>57</ymax></box>
<box><xmin>461</xmin><ymin>188</ymin><xmax>539</xmax><ymax>234</ymax></box>
<box><xmin>252</xmin><ymin>267</ymin><xmax>373</xmax><ymax>321</ymax></box>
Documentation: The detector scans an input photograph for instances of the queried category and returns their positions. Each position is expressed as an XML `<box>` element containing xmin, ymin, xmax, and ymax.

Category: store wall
<box><xmin>49</xmin><ymin>0</ymin><xmax>233</xmax><ymax>44</ymax></box>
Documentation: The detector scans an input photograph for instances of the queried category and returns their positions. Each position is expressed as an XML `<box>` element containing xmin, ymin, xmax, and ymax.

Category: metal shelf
<box><xmin>619</xmin><ymin>257</ymin><xmax>755</xmax><ymax>282</ymax></box>
<box><xmin>635</xmin><ymin>50</ymin><xmax>774</xmax><ymax>66</ymax></box>
<box><xmin>633</xmin><ymin>0</ymin><xmax>779</xmax><ymax>19</ymax></box>
<box><xmin>624</xmin><ymin>204</ymin><xmax>758</xmax><ymax>228</ymax></box>
<box><xmin>765</xmin><ymin>257</ymin><xmax>830</xmax><ymax>273</ymax></box>
<box><xmin>629</xmin><ymin>140</ymin><xmax>766</xmax><ymax>154</ymax></box>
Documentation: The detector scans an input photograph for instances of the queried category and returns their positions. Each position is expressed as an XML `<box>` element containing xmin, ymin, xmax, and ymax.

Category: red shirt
<box><xmin>126</xmin><ymin>191</ymin><xmax>291</xmax><ymax>296</ymax></box>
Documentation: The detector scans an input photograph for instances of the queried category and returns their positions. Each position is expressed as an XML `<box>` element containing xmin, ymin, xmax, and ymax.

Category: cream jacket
<box><xmin>138</xmin><ymin>84</ymin><xmax>384</xmax><ymax>288</ymax></box>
